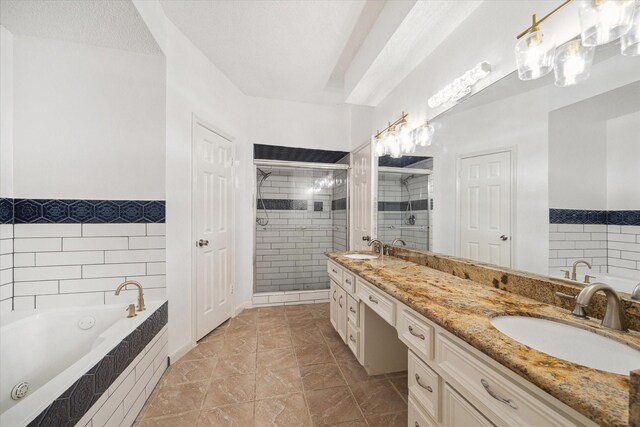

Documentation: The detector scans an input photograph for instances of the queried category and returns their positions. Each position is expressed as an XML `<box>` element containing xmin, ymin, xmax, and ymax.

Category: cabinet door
<box><xmin>443</xmin><ymin>383</ymin><xmax>494</xmax><ymax>427</ymax></box>
<box><xmin>330</xmin><ymin>279</ymin><xmax>339</xmax><ymax>331</ymax></box>
<box><xmin>337</xmin><ymin>286</ymin><xmax>347</xmax><ymax>342</ymax></box>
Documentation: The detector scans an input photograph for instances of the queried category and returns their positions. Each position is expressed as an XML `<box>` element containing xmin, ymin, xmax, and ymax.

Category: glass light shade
<box><xmin>554</xmin><ymin>39</ymin><xmax>595</xmax><ymax>87</ymax></box>
<box><xmin>621</xmin><ymin>3</ymin><xmax>640</xmax><ymax>55</ymax></box>
<box><xmin>515</xmin><ymin>30</ymin><xmax>556</xmax><ymax>80</ymax></box>
<box><xmin>397</xmin><ymin>121</ymin><xmax>415</xmax><ymax>154</ymax></box>
<box><xmin>579</xmin><ymin>0</ymin><xmax>635</xmax><ymax>46</ymax></box>
<box><xmin>414</xmin><ymin>123</ymin><xmax>435</xmax><ymax>147</ymax></box>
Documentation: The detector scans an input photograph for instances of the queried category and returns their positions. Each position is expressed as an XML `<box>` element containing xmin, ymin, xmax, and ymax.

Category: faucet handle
<box><xmin>584</xmin><ymin>275</ymin><xmax>596</xmax><ymax>284</ymax></box>
<box><xmin>560</xmin><ymin>270</ymin><xmax>570</xmax><ymax>279</ymax></box>
<box><xmin>126</xmin><ymin>304</ymin><xmax>137</xmax><ymax>318</ymax></box>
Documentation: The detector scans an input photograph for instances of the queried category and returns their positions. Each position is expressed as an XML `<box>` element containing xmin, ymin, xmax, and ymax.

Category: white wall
<box><xmin>607</xmin><ymin>111</ymin><xmax>640</xmax><ymax>210</ymax></box>
<box><xmin>0</xmin><ymin>25</ymin><xmax>13</xmax><ymax>198</ymax></box>
<box><xmin>12</xmin><ymin>36</ymin><xmax>166</xmax><ymax>200</ymax></box>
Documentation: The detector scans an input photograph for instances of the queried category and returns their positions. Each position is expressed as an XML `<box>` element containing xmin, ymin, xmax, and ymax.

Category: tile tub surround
<box><xmin>11</xmin><ymin>223</ymin><xmax>166</xmax><ymax>310</ymax></box>
<box><xmin>326</xmin><ymin>251</ymin><xmax>640</xmax><ymax>427</ymax></box>
<box><xmin>136</xmin><ymin>303</ymin><xmax>409</xmax><ymax>426</ymax></box>
<box><xmin>27</xmin><ymin>302</ymin><xmax>168</xmax><ymax>427</ymax></box>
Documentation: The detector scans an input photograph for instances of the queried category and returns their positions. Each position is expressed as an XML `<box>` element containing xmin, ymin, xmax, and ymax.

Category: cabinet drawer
<box><xmin>409</xmin><ymin>396</ymin><xmax>439</xmax><ymax>427</ymax></box>
<box><xmin>355</xmin><ymin>278</ymin><xmax>395</xmax><ymax>325</ymax></box>
<box><xmin>398</xmin><ymin>309</ymin><xmax>434</xmax><ymax>360</ymax></box>
<box><xmin>346</xmin><ymin>322</ymin><xmax>359</xmax><ymax>358</ymax></box>
<box><xmin>409</xmin><ymin>351</ymin><xmax>440</xmax><ymax>422</ymax></box>
<box><xmin>437</xmin><ymin>334</ymin><xmax>574</xmax><ymax>427</ymax></box>
<box><xmin>327</xmin><ymin>261</ymin><xmax>343</xmax><ymax>283</ymax></box>
<box><xmin>347</xmin><ymin>295</ymin><xmax>359</xmax><ymax>326</ymax></box>
<box><xmin>443</xmin><ymin>383</ymin><xmax>494</xmax><ymax>427</ymax></box>
<box><xmin>342</xmin><ymin>271</ymin><xmax>355</xmax><ymax>294</ymax></box>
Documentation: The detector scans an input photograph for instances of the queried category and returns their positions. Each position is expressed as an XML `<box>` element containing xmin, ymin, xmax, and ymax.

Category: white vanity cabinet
<box><xmin>326</xmin><ymin>259</ymin><xmax>599</xmax><ymax>427</ymax></box>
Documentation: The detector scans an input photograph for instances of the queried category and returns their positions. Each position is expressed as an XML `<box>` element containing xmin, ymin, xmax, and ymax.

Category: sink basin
<box><xmin>343</xmin><ymin>254</ymin><xmax>378</xmax><ymax>260</ymax></box>
<box><xmin>490</xmin><ymin>316</ymin><xmax>640</xmax><ymax>375</ymax></box>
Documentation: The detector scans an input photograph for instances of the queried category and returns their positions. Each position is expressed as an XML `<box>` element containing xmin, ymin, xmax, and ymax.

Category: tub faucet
<box><xmin>571</xmin><ymin>259</ymin><xmax>591</xmax><ymax>281</ymax></box>
<box><xmin>632</xmin><ymin>283</ymin><xmax>640</xmax><ymax>301</ymax></box>
<box><xmin>570</xmin><ymin>282</ymin><xmax>626</xmax><ymax>331</ymax></box>
<box><xmin>391</xmin><ymin>239</ymin><xmax>406</xmax><ymax>247</ymax></box>
<box><xmin>115</xmin><ymin>280</ymin><xmax>146</xmax><ymax>312</ymax></box>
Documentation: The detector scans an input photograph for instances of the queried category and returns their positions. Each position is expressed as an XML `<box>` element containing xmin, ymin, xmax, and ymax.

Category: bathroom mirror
<box><xmin>426</xmin><ymin>41</ymin><xmax>640</xmax><ymax>297</ymax></box>
<box><xmin>376</xmin><ymin>156</ymin><xmax>433</xmax><ymax>251</ymax></box>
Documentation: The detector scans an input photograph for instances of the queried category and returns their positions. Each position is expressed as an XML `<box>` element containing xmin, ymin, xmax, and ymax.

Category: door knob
<box><xmin>500</xmin><ymin>235</ymin><xmax>509</xmax><ymax>241</ymax></box>
<box><xmin>362</xmin><ymin>235</ymin><xmax>371</xmax><ymax>241</ymax></box>
<box><xmin>198</xmin><ymin>239</ymin><xmax>209</xmax><ymax>247</ymax></box>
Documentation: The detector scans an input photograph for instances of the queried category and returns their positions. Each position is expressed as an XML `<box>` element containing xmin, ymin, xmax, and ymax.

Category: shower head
<box><xmin>400</xmin><ymin>175</ymin><xmax>414</xmax><ymax>186</ymax></box>
<box><xmin>257</xmin><ymin>168</ymin><xmax>272</xmax><ymax>180</ymax></box>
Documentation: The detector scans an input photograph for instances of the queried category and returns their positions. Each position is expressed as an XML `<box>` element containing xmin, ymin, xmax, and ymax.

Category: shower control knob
<box><xmin>198</xmin><ymin>239</ymin><xmax>209</xmax><ymax>247</ymax></box>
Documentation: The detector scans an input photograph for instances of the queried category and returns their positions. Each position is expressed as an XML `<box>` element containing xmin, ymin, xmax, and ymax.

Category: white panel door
<box><xmin>459</xmin><ymin>151</ymin><xmax>511</xmax><ymax>267</ymax></box>
<box><xmin>351</xmin><ymin>143</ymin><xmax>375</xmax><ymax>250</ymax></box>
<box><xmin>194</xmin><ymin>123</ymin><xmax>233</xmax><ymax>340</ymax></box>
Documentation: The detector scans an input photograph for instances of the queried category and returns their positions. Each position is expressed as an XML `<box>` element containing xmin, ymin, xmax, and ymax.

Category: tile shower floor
<box><xmin>135</xmin><ymin>303</ymin><xmax>408</xmax><ymax>426</ymax></box>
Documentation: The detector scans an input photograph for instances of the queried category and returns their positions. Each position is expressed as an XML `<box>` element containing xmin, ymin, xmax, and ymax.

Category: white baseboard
<box><xmin>169</xmin><ymin>340</ymin><xmax>193</xmax><ymax>365</ymax></box>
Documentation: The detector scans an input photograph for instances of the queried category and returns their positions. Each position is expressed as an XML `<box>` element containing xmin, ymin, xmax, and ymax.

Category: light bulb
<box><xmin>580</xmin><ymin>0</ymin><xmax>635</xmax><ymax>46</ymax></box>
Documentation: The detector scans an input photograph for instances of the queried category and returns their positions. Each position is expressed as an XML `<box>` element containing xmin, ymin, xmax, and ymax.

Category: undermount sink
<box><xmin>490</xmin><ymin>316</ymin><xmax>640</xmax><ymax>375</ymax></box>
<box><xmin>343</xmin><ymin>253</ymin><xmax>378</xmax><ymax>260</ymax></box>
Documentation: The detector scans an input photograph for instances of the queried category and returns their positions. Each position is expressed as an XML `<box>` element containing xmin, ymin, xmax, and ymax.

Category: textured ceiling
<box><xmin>160</xmin><ymin>0</ymin><xmax>372</xmax><ymax>105</ymax></box>
<box><xmin>0</xmin><ymin>0</ymin><xmax>162</xmax><ymax>55</ymax></box>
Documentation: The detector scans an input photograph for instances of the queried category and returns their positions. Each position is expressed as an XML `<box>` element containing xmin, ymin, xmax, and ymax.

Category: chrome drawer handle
<box><xmin>408</xmin><ymin>325</ymin><xmax>425</xmax><ymax>340</ymax></box>
<box><xmin>368</xmin><ymin>295</ymin><xmax>379</xmax><ymax>304</ymax></box>
<box><xmin>349</xmin><ymin>334</ymin><xmax>356</xmax><ymax>343</ymax></box>
<box><xmin>415</xmin><ymin>373</ymin><xmax>432</xmax><ymax>392</ymax></box>
<box><xmin>345</xmin><ymin>278</ymin><xmax>351</xmax><ymax>284</ymax></box>
<box><xmin>339</xmin><ymin>295</ymin><xmax>343</xmax><ymax>308</ymax></box>
<box><xmin>481</xmin><ymin>379</ymin><xmax>518</xmax><ymax>410</ymax></box>
<box><xmin>332</xmin><ymin>269</ymin><xmax>338</xmax><ymax>274</ymax></box>
<box><xmin>333</xmin><ymin>290</ymin><xmax>337</xmax><ymax>301</ymax></box>
<box><xmin>349</xmin><ymin>307</ymin><xmax>356</xmax><ymax>314</ymax></box>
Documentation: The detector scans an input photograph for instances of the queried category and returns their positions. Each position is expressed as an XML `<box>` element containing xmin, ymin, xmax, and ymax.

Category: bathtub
<box><xmin>550</xmin><ymin>268</ymin><xmax>639</xmax><ymax>295</ymax></box>
<box><xmin>0</xmin><ymin>301</ymin><xmax>167</xmax><ymax>427</ymax></box>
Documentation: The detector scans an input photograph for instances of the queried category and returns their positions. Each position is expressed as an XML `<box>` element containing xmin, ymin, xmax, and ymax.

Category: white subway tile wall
<box><xmin>255</xmin><ymin>168</ymin><xmax>347</xmax><ymax>293</ymax></box>
<box><xmin>548</xmin><ymin>224</ymin><xmax>640</xmax><ymax>280</ymax></box>
<box><xmin>11</xmin><ymin>223</ymin><xmax>165</xmax><ymax>310</ymax></box>
<box><xmin>0</xmin><ymin>224</ymin><xmax>13</xmax><ymax>314</ymax></box>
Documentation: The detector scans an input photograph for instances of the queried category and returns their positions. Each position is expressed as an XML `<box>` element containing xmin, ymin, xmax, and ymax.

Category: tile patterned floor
<box><xmin>135</xmin><ymin>303</ymin><xmax>408</xmax><ymax>426</ymax></box>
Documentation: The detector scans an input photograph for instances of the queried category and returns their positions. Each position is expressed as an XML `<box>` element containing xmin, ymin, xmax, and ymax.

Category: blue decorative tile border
<box><xmin>7</xmin><ymin>199</ymin><xmax>165</xmax><ymax>224</ymax></box>
<box><xmin>332</xmin><ymin>198</ymin><xmax>347</xmax><ymax>211</ymax></box>
<box><xmin>550</xmin><ymin>209</ymin><xmax>640</xmax><ymax>226</ymax></box>
<box><xmin>378</xmin><ymin>199</ymin><xmax>431</xmax><ymax>212</ymax></box>
<box><xmin>28</xmin><ymin>302</ymin><xmax>168</xmax><ymax>427</ymax></box>
<box><xmin>257</xmin><ymin>199</ymin><xmax>308</xmax><ymax>210</ymax></box>
<box><xmin>0</xmin><ymin>198</ymin><xmax>13</xmax><ymax>224</ymax></box>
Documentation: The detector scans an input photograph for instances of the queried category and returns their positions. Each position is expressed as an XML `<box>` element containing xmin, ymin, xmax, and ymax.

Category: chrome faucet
<box><xmin>632</xmin><ymin>283</ymin><xmax>640</xmax><ymax>301</ymax></box>
<box><xmin>391</xmin><ymin>238</ymin><xmax>406</xmax><ymax>247</ymax></box>
<box><xmin>571</xmin><ymin>259</ymin><xmax>591</xmax><ymax>281</ymax></box>
<box><xmin>368</xmin><ymin>239</ymin><xmax>384</xmax><ymax>259</ymax></box>
<box><xmin>115</xmin><ymin>280</ymin><xmax>146</xmax><ymax>312</ymax></box>
<box><xmin>570</xmin><ymin>282</ymin><xmax>626</xmax><ymax>331</ymax></box>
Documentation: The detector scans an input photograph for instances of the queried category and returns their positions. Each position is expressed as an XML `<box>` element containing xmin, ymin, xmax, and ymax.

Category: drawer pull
<box><xmin>332</xmin><ymin>268</ymin><xmax>338</xmax><ymax>274</ymax></box>
<box><xmin>415</xmin><ymin>422</ymin><xmax>419</xmax><ymax>427</ymax></box>
<box><xmin>415</xmin><ymin>373</ymin><xmax>433</xmax><ymax>392</ymax></box>
<box><xmin>345</xmin><ymin>278</ymin><xmax>351</xmax><ymax>284</ymax></box>
<box><xmin>481</xmin><ymin>378</ymin><xmax>518</xmax><ymax>410</ymax></box>
<box><xmin>339</xmin><ymin>295</ymin><xmax>343</xmax><ymax>308</ymax></box>
<box><xmin>349</xmin><ymin>306</ymin><xmax>356</xmax><ymax>314</ymax></box>
<box><xmin>349</xmin><ymin>334</ymin><xmax>356</xmax><ymax>343</ymax></box>
<box><xmin>333</xmin><ymin>290</ymin><xmax>337</xmax><ymax>301</ymax></box>
<box><xmin>408</xmin><ymin>325</ymin><xmax>425</xmax><ymax>340</ymax></box>
<box><xmin>368</xmin><ymin>295</ymin><xmax>379</xmax><ymax>304</ymax></box>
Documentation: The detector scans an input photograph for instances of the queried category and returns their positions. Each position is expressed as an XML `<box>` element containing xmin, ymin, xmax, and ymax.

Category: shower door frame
<box><xmin>377</xmin><ymin>166</ymin><xmax>432</xmax><ymax>251</ymax></box>
<box><xmin>252</xmin><ymin>159</ymin><xmax>350</xmax><ymax>295</ymax></box>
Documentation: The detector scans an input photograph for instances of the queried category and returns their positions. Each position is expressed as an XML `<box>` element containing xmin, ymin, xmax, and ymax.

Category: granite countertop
<box><xmin>326</xmin><ymin>251</ymin><xmax>640</xmax><ymax>427</ymax></box>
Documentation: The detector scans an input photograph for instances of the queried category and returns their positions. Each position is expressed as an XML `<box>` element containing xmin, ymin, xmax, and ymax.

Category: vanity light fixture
<box><xmin>516</xmin><ymin>0</ymin><xmax>636</xmax><ymax>82</ymax></box>
<box><xmin>554</xmin><ymin>38</ymin><xmax>595</xmax><ymax>86</ymax></box>
<box><xmin>373</xmin><ymin>112</ymin><xmax>434</xmax><ymax>158</ymax></box>
<box><xmin>427</xmin><ymin>62</ymin><xmax>492</xmax><ymax>109</ymax></box>
<box><xmin>579</xmin><ymin>0</ymin><xmax>635</xmax><ymax>47</ymax></box>
<box><xmin>621</xmin><ymin>1</ymin><xmax>640</xmax><ymax>55</ymax></box>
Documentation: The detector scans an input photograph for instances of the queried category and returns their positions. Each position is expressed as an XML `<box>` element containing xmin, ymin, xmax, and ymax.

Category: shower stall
<box><xmin>254</xmin><ymin>160</ymin><xmax>349</xmax><ymax>293</ymax></box>
<box><xmin>377</xmin><ymin>158</ymin><xmax>432</xmax><ymax>250</ymax></box>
